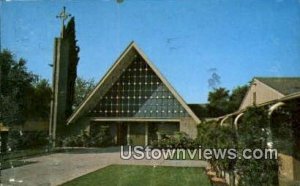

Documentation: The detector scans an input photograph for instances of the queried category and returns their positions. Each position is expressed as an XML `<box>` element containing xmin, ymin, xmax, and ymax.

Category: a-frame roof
<box><xmin>255</xmin><ymin>77</ymin><xmax>300</xmax><ymax>95</ymax></box>
<box><xmin>67</xmin><ymin>41</ymin><xmax>200</xmax><ymax>125</ymax></box>
<box><xmin>238</xmin><ymin>77</ymin><xmax>295</xmax><ymax>110</ymax></box>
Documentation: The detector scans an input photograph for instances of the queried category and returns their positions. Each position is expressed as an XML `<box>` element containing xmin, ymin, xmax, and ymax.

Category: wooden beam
<box><xmin>90</xmin><ymin>117</ymin><xmax>180</xmax><ymax>122</ymax></box>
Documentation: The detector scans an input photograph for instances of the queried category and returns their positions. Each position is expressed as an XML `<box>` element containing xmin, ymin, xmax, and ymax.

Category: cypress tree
<box><xmin>64</xmin><ymin>17</ymin><xmax>80</xmax><ymax>117</ymax></box>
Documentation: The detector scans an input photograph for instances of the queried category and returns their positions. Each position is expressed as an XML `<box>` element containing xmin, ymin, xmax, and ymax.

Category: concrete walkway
<box><xmin>1</xmin><ymin>148</ymin><xmax>207</xmax><ymax>186</ymax></box>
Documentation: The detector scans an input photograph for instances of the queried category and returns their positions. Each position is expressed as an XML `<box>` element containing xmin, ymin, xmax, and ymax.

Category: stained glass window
<box><xmin>89</xmin><ymin>55</ymin><xmax>188</xmax><ymax>118</ymax></box>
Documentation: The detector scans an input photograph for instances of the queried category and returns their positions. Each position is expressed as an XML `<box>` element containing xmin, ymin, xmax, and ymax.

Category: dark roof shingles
<box><xmin>255</xmin><ymin>77</ymin><xmax>300</xmax><ymax>95</ymax></box>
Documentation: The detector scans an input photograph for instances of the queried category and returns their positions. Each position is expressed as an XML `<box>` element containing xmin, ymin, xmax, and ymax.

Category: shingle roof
<box><xmin>255</xmin><ymin>77</ymin><xmax>300</xmax><ymax>95</ymax></box>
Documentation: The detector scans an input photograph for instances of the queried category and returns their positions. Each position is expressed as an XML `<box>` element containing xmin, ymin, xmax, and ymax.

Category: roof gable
<box><xmin>67</xmin><ymin>42</ymin><xmax>200</xmax><ymax>124</ymax></box>
<box><xmin>239</xmin><ymin>78</ymin><xmax>287</xmax><ymax>110</ymax></box>
<box><xmin>255</xmin><ymin>77</ymin><xmax>300</xmax><ymax>95</ymax></box>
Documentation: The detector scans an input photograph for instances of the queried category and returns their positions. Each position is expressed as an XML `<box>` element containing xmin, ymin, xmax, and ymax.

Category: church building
<box><xmin>66</xmin><ymin>42</ymin><xmax>200</xmax><ymax>145</ymax></box>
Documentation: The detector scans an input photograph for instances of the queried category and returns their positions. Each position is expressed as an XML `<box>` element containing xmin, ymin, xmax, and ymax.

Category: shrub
<box><xmin>236</xmin><ymin>107</ymin><xmax>279</xmax><ymax>186</ymax></box>
<box><xmin>197</xmin><ymin>120</ymin><xmax>236</xmax><ymax>173</ymax></box>
<box><xmin>150</xmin><ymin>132</ymin><xmax>199</xmax><ymax>149</ymax></box>
<box><xmin>61</xmin><ymin>127</ymin><xmax>114</xmax><ymax>147</ymax></box>
<box><xmin>197</xmin><ymin>108</ymin><xmax>279</xmax><ymax>186</ymax></box>
<box><xmin>197</xmin><ymin>120</ymin><xmax>219</xmax><ymax>149</ymax></box>
<box><xmin>8</xmin><ymin>130</ymin><xmax>49</xmax><ymax>150</ymax></box>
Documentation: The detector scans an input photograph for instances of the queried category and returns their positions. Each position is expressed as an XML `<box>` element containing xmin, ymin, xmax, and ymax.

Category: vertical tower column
<box><xmin>49</xmin><ymin>7</ymin><xmax>76</xmax><ymax>147</ymax></box>
<box><xmin>49</xmin><ymin>37</ymin><xmax>70</xmax><ymax>145</ymax></box>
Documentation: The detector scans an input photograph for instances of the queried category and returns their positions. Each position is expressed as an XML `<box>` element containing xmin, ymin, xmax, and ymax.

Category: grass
<box><xmin>167</xmin><ymin>149</ymin><xmax>201</xmax><ymax>160</ymax></box>
<box><xmin>61</xmin><ymin>165</ymin><xmax>210</xmax><ymax>186</ymax></box>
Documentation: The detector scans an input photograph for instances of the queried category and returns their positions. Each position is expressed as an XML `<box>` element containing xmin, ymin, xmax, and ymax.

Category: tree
<box><xmin>207</xmin><ymin>87</ymin><xmax>230</xmax><ymax>117</ymax></box>
<box><xmin>206</xmin><ymin>85</ymin><xmax>249</xmax><ymax>117</ymax></box>
<box><xmin>0</xmin><ymin>50</ymin><xmax>37</xmax><ymax>126</ymax></box>
<box><xmin>0</xmin><ymin>50</ymin><xmax>52</xmax><ymax>126</ymax></box>
<box><xmin>29</xmin><ymin>79</ymin><xmax>52</xmax><ymax>119</ymax></box>
<box><xmin>228</xmin><ymin>85</ymin><xmax>249</xmax><ymax>113</ymax></box>
<box><xmin>64</xmin><ymin>17</ymin><xmax>80</xmax><ymax>117</ymax></box>
<box><xmin>73</xmin><ymin>77</ymin><xmax>95</xmax><ymax>108</ymax></box>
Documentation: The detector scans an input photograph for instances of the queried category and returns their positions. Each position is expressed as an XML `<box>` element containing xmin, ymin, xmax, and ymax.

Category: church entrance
<box><xmin>90</xmin><ymin>120</ymin><xmax>180</xmax><ymax>146</ymax></box>
<box><xmin>117</xmin><ymin>123</ymin><xmax>127</xmax><ymax>145</ymax></box>
<box><xmin>128</xmin><ymin>122</ymin><xmax>146</xmax><ymax>146</ymax></box>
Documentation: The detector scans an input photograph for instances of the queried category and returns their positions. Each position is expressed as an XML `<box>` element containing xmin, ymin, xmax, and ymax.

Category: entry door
<box><xmin>117</xmin><ymin>123</ymin><xmax>127</xmax><ymax>145</ymax></box>
<box><xmin>130</xmin><ymin>123</ymin><xmax>145</xmax><ymax>146</ymax></box>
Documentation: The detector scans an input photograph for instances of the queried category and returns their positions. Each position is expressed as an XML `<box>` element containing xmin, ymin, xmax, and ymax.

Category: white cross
<box><xmin>56</xmin><ymin>6</ymin><xmax>71</xmax><ymax>27</ymax></box>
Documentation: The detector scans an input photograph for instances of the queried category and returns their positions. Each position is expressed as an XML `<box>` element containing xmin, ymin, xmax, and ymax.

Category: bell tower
<box><xmin>49</xmin><ymin>7</ymin><xmax>72</xmax><ymax>144</ymax></box>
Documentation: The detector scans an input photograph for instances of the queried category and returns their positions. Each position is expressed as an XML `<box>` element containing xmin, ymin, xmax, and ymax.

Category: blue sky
<box><xmin>1</xmin><ymin>0</ymin><xmax>300</xmax><ymax>103</ymax></box>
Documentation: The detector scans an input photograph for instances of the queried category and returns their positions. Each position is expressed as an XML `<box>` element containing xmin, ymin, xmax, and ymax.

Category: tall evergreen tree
<box><xmin>0</xmin><ymin>50</ymin><xmax>51</xmax><ymax>126</ymax></box>
<box><xmin>64</xmin><ymin>17</ymin><xmax>80</xmax><ymax>117</ymax></box>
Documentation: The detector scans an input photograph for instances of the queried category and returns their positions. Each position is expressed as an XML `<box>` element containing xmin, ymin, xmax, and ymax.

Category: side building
<box><xmin>66</xmin><ymin>42</ymin><xmax>201</xmax><ymax>146</ymax></box>
<box><xmin>239</xmin><ymin>77</ymin><xmax>300</xmax><ymax>110</ymax></box>
<box><xmin>238</xmin><ymin>77</ymin><xmax>300</xmax><ymax>184</ymax></box>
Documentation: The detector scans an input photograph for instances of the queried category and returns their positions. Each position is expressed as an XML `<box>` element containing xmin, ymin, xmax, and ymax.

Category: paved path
<box><xmin>1</xmin><ymin>148</ymin><xmax>207</xmax><ymax>186</ymax></box>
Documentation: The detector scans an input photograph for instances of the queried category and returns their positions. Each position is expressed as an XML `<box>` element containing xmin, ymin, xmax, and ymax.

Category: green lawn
<box><xmin>61</xmin><ymin>165</ymin><xmax>210</xmax><ymax>186</ymax></box>
<box><xmin>167</xmin><ymin>149</ymin><xmax>201</xmax><ymax>160</ymax></box>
